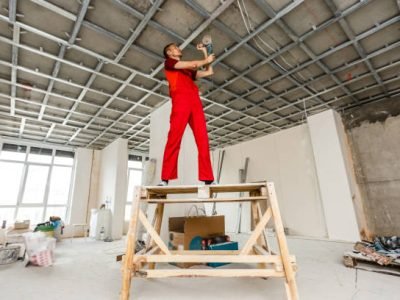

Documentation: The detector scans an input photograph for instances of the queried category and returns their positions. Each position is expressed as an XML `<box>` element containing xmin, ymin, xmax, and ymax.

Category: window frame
<box><xmin>125</xmin><ymin>153</ymin><xmax>148</xmax><ymax>221</ymax></box>
<box><xmin>0</xmin><ymin>140</ymin><xmax>75</xmax><ymax>224</ymax></box>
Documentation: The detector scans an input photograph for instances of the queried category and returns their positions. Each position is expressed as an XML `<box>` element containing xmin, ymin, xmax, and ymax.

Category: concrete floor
<box><xmin>0</xmin><ymin>235</ymin><xmax>398</xmax><ymax>300</ymax></box>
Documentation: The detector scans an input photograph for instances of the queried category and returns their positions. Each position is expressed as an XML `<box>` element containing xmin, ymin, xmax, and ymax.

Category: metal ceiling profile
<box><xmin>0</xmin><ymin>0</ymin><xmax>398</xmax><ymax>152</ymax></box>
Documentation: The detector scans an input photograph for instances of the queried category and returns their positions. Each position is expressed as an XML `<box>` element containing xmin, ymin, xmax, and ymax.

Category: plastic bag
<box><xmin>23</xmin><ymin>232</ymin><xmax>56</xmax><ymax>267</ymax></box>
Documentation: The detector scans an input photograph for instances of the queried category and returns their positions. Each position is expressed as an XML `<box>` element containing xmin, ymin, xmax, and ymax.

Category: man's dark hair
<box><xmin>163</xmin><ymin>43</ymin><xmax>175</xmax><ymax>58</ymax></box>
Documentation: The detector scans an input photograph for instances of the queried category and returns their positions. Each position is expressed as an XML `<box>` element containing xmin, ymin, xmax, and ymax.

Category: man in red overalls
<box><xmin>158</xmin><ymin>43</ymin><xmax>216</xmax><ymax>186</ymax></box>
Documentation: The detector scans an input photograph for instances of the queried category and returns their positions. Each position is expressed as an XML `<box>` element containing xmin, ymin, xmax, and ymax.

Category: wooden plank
<box><xmin>171</xmin><ymin>250</ymin><xmax>240</xmax><ymax>255</ymax></box>
<box><xmin>267</xmin><ymin>182</ymin><xmax>299</xmax><ymax>300</ymax></box>
<box><xmin>144</xmin><ymin>182</ymin><xmax>266</xmax><ymax>195</ymax></box>
<box><xmin>253</xmin><ymin>245</ymin><xmax>290</xmax><ymax>261</ymax></box>
<box><xmin>146</xmin><ymin>196</ymin><xmax>267</xmax><ymax>204</ymax></box>
<box><xmin>148</xmin><ymin>203</ymin><xmax>164</xmax><ymax>270</ymax></box>
<box><xmin>134</xmin><ymin>254</ymin><xmax>296</xmax><ymax>264</ymax></box>
<box><xmin>343</xmin><ymin>253</ymin><xmax>400</xmax><ymax>277</ymax></box>
<box><xmin>257</xmin><ymin>201</ymin><xmax>271</xmax><ymax>253</ymax></box>
<box><xmin>138</xmin><ymin>210</ymin><xmax>170</xmax><ymax>255</ymax></box>
<box><xmin>254</xmin><ymin>245</ymin><xmax>297</xmax><ymax>272</ymax></box>
<box><xmin>146</xmin><ymin>246</ymin><xmax>160</xmax><ymax>256</ymax></box>
<box><xmin>146</xmin><ymin>203</ymin><xmax>164</xmax><ymax>249</ymax></box>
<box><xmin>344</xmin><ymin>251</ymin><xmax>400</xmax><ymax>267</ymax></box>
<box><xmin>241</xmin><ymin>207</ymin><xmax>272</xmax><ymax>255</ymax></box>
<box><xmin>120</xmin><ymin>186</ymin><xmax>142</xmax><ymax>300</ymax></box>
<box><xmin>135</xmin><ymin>254</ymin><xmax>289</xmax><ymax>264</ymax></box>
<box><xmin>169</xmin><ymin>250</ymin><xmax>240</xmax><ymax>255</ymax></box>
<box><xmin>198</xmin><ymin>185</ymin><xmax>211</xmax><ymax>199</ymax></box>
<box><xmin>144</xmin><ymin>269</ymin><xmax>285</xmax><ymax>278</ymax></box>
<box><xmin>137</xmin><ymin>247</ymin><xmax>160</xmax><ymax>269</ymax></box>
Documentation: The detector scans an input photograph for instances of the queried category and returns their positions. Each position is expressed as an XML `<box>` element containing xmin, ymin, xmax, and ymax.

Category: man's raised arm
<box><xmin>174</xmin><ymin>54</ymin><xmax>215</xmax><ymax>70</ymax></box>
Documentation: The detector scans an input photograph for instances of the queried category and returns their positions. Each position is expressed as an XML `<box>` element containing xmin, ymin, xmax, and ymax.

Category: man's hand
<box><xmin>205</xmin><ymin>54</ymin><xmax>215</xmax><ymax>64</ymax></box>
<box><xmin>197</xmin><ymin>43</ymin><xmax>208</xmax><ymax>58</ymax></box>
<box><xmin>196</xmin><ymin>43</ymin><xmax>206</xmax><ymax>51</ymax></box>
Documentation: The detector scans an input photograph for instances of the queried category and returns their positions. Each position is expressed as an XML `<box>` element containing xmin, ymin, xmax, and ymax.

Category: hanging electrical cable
<box><xmin>236</xmin><ymin>0</ymin><xmax>319</xmax><ymax>120</ymax></box>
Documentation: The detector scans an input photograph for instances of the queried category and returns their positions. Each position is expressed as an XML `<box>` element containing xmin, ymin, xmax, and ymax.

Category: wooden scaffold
<box><xmin>120</xmin><ymin>182</ymin><xmax>299</xmax><ymax>300</ymax></box>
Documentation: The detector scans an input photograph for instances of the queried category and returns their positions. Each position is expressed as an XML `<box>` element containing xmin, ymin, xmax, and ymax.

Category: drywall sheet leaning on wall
<box><xmin>209</xmin><ymin>123</ymin><xmax>327</xmax><ymax>238</ymax></box>
<box><xmin>308</xmin><ymin>110</ymin><xmax>359</xmax><ymax>242</ymax></box>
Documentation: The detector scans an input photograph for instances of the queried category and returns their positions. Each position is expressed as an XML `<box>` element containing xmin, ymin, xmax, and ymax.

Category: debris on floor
<box><xmin>343</xmin><ymin>237</ymin><xmax>400</xmax><ymax>276</ymax></box>
<box><xmin>0</xmin><ymin>245</ymin><xmax>21</xmax><ymax>265</ymax></box>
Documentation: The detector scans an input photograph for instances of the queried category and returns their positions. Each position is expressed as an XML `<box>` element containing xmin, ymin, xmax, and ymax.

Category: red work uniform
<box><xmin>161</xmin><ymin>57</ymin><xmax>214</xmax><ymax>181</ymax></box>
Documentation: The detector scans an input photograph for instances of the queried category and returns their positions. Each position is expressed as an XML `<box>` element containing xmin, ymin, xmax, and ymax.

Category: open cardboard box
<box><xmin>168</xmin><ymin>215</ymin><xmax>225</xmax><ymax>268</ymax></box>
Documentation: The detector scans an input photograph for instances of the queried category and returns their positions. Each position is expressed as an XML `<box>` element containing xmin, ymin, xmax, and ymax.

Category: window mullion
<box><xmin>42</xmin><ymin>150</ymin><xmax>55</xmax><ymax>221</ymax></box>
<box><xmin>65</xmin><ymin>163</ymin><xmax>75</xmax><ymax>224</ymax></box>
<box><xmin>14</xmin><ymin>148</ymin><xmax>29</xmax><ymax>220</ymax></box>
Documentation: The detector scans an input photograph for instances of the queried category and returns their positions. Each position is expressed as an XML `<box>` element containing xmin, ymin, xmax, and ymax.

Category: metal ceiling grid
<box><xmin>0</xmin><ymin>0</ymin><xmax>398</xmax><ymax>152</ymax></box>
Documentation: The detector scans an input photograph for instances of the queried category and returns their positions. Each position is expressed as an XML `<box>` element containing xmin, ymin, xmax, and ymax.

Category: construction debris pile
<box><xmin>354</xmin><ymin>237</ymin><xmax>400</xmax><ymax>265</ymax></box>
<box><xmin>344</xmin><ymin>236</ymin><xmax>400</xmax><ymax>276</ymax></box>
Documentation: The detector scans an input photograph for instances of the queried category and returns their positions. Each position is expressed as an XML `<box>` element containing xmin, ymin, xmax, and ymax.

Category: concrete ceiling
<box><xmin>0</xmin><ymin>0</ymin><xmax>399</xmax><ymax>152</ymax></box>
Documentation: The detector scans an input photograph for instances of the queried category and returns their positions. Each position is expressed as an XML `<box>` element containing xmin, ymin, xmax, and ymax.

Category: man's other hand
<box><xmin>206</xmin><ymin>54</ymin><xmax>215</xmax><ymax>64</ymax></box>
<box><xmin>196</xmin><ymin>43</ymin><xmax>206</xmax><ymax>51</ymax></box>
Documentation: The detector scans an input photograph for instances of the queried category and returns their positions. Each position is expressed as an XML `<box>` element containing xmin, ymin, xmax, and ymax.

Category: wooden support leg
<box><xmin>148</xmin><ymin>202</ymin><xmax>165</xmax><ymax>270</ymax></box>
<box><xmin>250</xmin><ymin>190</ymin><xmax>270</xmax><ymax>254</ymax></box>
<box><xmin>266</xmin><ymin>182</ymin><xmax>299</xmax><ymax>300</ymax></box>
<box><xmin>146</xmin><ymin>203</ymin><xmax>162</xmax><ymax>249</ymax></box>
<box><xmin>250</xmin><ymin>199</ymin><xmax>269</xmax><ymax>269</ymax></box>
<box><xmin>120</xmin><ymin>187</ymin><xmax>142</xmax><ymax>300</ymax></box>
<box><xmin>257</xmin><ymin>202</ymin><xmax>271</xmax><ymax>253</ymax></box>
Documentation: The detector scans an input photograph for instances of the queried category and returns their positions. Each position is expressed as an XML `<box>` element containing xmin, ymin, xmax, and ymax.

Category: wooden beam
<box><xmin>198</xmin><ymin>185</ymin><xmax>211</xmax><ymax>198</ymax></box>
<box><xmin>121</xmin><ymin>186</ymin><xmax>142</xmax><ymax>300</ymax></box>
<box><xmin>138</xmin><ymin>210</ymin><xmax>170</xmax><ymax>255</ymax></box>
<box><xmin>267</xmin><ymin>182</ymin><xmax>299</xmax><ymax>300</ymax></box>
<box><xmin>134</xmin><ymin>254</ymin><xmax>296</xmax><ymax>264</ymax></box>
<box><xmin>146</xmin><ymin>196</ymin><xmax>267</xmax><ymax>204</ymax></box>
<box><xmin>170</xmin><ymin>250</ymin><xmax>239</xmax><ymax>255</ymax></box>
<box><xmin>144</xmin><ymin>182</ymin><xmax>266</xmax><ymax>195</ymax></box>
<box><xmin>146</xmin><ymin>203</ymin><xmax>164</xmax><ymax>249</ymax></box>
<box><xmin>241</xmin><ymin>207</ymin><xmax>272</xmax><ymax>254</ymax></box>
<box><xmin>145</xmin><ymin>246</ymin><xmax>160</xmax><ymax>256</ymax></box>
<box><xmin>257</xmin><ymin>201</ymin><xmax>271</xmax><ymax>253</ymax></box>
<box><xmin>144</xmin><ymin>269</ymin><xmax>285</xmax><ymax>278</ymax></box>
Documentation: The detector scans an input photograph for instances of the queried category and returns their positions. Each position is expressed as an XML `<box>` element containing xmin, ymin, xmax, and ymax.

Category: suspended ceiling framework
<box><xmin>0</xmin><ymin>0</ymin><xmax>399</xmax><ymax>152</ymax></box>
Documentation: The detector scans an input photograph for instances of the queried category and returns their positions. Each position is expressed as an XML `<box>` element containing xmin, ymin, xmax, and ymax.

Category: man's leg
<box><xmin>161</xmin><ymin>96</ymin><xmax>191</xmax><ymax>180</ymax></box>
<box><xmin>188</xmin><ymin>97</ymin><xmax>214</xmax><ymax>181</ymax></box>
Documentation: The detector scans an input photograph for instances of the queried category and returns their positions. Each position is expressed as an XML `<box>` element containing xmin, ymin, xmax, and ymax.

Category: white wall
<box><xmin>98</xmin><ymin>138</ymin><xmax>128</xmax><ymax>240</ymax></box>
<box><xmin>86</xmin><ymin>150</ymin><xmax>101</xmax><ymax>221</ymax></box>
<box><xmin>210</xmin><ymin>124</ymin><xmax>327</xmax><ymax>237</ymax></box>
<box><xmin>69</xmin><ymin>148</ymin><xmax>93</xmax><ymax>225</ymax></box>
<box><xmin>308</xmin><ymin>110</ymin><xmax>359</xmax><ymax>241</ymax></box>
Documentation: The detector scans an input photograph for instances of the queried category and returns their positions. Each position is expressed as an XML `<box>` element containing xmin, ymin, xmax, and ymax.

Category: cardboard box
<box><xmin>168</xmin><ymin>215</ymin><xmax>225</xmax><ymax>268</ymax></box>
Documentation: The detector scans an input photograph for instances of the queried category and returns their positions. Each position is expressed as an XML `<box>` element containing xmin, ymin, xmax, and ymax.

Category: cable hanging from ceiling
<box><xmin>236</xmin><ymin>0</ymin><xmax>317</xmax><ymax>119</ymax></box>
<box><xmin>237</xmin><ymin>1</ymin><xmax>321</xmax><ymax>91</ymax></box>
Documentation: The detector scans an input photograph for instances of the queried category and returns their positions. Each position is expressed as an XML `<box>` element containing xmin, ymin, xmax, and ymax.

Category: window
<box><xmin>22</xmin><ymin>165</ymin><xmax>50</xmax><ymax>204</ymax></box>
<box><xmin>0</xmin><ymin>161</ymin><xmax>24</xmax><ymax>205</ymax></box>
<box><xmin>0</xmin><ymin>144</ymin><xmax>26</xmax><ymax>161</ymax></box>
<box><xmin>125</xmin><ymin>154</ymin><xmax>147</xmax><ymax>221</ymax></box>
<box><xmin>0</xmin><ymin>143</ymin><xmax>75</xmax><ymax>226</ymax></box>
<box><xmin>48</xmin><ymin>166</ymin><xmax>72</xmax><ymax>205</ymax></box>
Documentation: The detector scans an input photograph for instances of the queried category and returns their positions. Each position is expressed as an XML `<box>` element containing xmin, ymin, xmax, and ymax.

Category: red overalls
<box><xmin>161</xmin><ymin>58</ymin><xmax>214</xmax><ymax>181</ymax></box>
